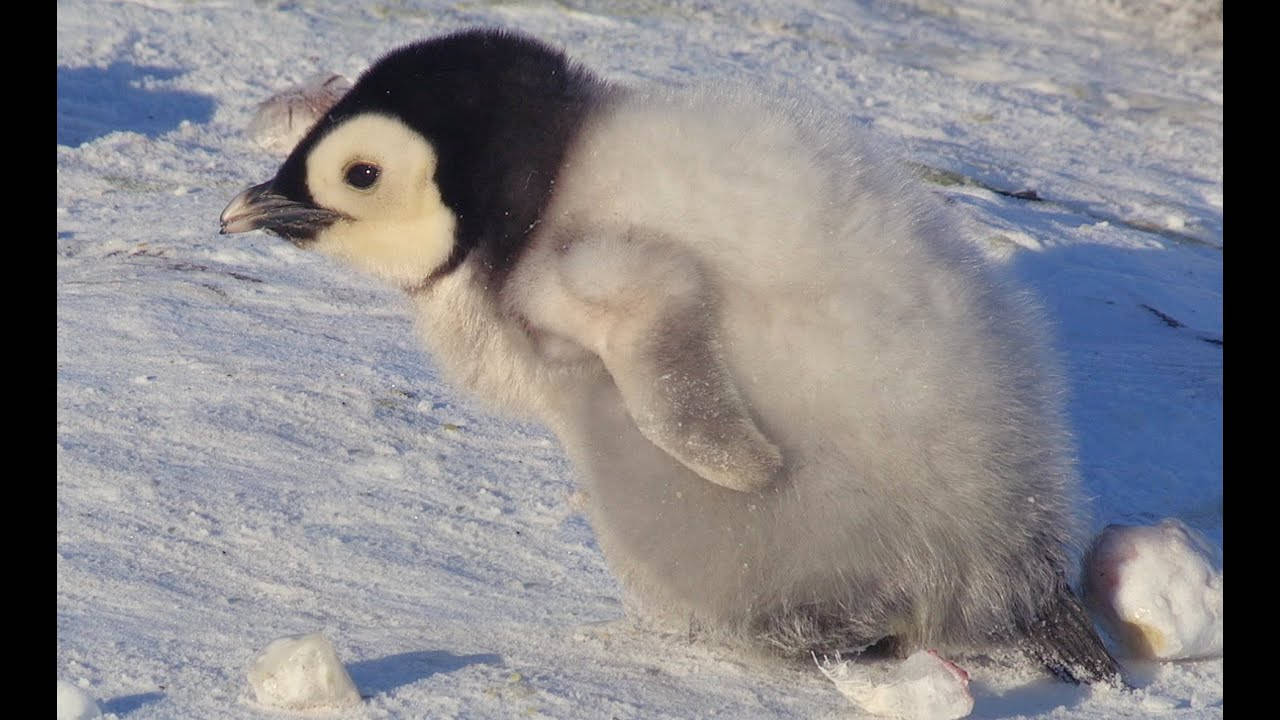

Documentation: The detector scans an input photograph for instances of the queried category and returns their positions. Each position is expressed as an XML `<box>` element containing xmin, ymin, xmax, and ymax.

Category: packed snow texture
<box><xmin>247</xmin><ymin>73</ymin><xmax>352</xmax><ymax>155</ymax></box>
<box><xmin>57</xmin><ymin>1</ymin><xmax>1220</xmax><ymax>718</ymax></box>
<box><xmin>247</xmin><ymin>632</ymin><xmax>362</xmax><ymax>711</ymax></box>
<box><xmin>57</xmin><ymin>680</ymin><xmax>103</xmax><ymax>720</ymax></box>
<box><xmin>819</xmin><ymin>651</ymin><xmax>975</xmax><ymax>720</ymax></box>
<box><xmin>1083</xmin><ymin>520</ymin><xmax>1223</xmax><ymax>661</ymax></box>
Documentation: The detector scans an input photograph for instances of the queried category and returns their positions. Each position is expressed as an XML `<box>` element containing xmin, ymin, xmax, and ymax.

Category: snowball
<box><xmin>1083</xmin><ymin>519</ymin><xmax>1222</xmax><ymax>660</ymax></box>
<box><xmin>247</xmin><ymin>632</ymin><xmax>361</xmax><ymax>711</ymax></box>
<box><xmin>57</xmin><ymin>680</ymin><xmax>102</xmax><ymax>720</ymax></box>
<box><xmin>818</xmin><ymin>650</ymin><xmax>974</xmax><ymax>720</ymax></box>
<box><xmin>247</xmin><ymin>73</ymin><xmax>352</xmax><ymax>155</ymax></box>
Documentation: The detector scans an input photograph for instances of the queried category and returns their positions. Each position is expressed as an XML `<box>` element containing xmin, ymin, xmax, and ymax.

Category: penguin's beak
<box><xmin>219</xmin><ymin>180</ymin><xmax>345</xmax><ymax>245</ymax></box>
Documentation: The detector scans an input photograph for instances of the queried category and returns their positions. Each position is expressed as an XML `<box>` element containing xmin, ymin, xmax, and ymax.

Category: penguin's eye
<box><xmin>343</xmin><ymin>162</ymin><xmax>381</xmax><ymax>190</ymax></box>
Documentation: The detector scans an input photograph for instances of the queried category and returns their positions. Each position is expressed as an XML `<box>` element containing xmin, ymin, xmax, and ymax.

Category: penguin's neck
<box><xmin>409</xmin><ymin>260</ymin><xmax>596</xmax><ymax>423</ymax></box>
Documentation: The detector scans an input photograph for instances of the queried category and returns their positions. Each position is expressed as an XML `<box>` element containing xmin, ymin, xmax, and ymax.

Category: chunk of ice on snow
<box><xmin>247</xmin><ymin>632</ymin><xmax>361</xmax><ymax>711</ymax></box>
<box><xmin>247</xmin><ymin>73</ymin><xmax>352</xmax><ymax>155</ymax></box>
<box><xmin>1083</xmin><ymin>518</ymin><xmax>1222</xmax><ymax>660</ymax></box>
<box><xmin>818</xmin><ymin>650</ymin><xmax>974</xmax><ymax>720</ymax></box>
<box><xmin>57</xmin><ymin>680</ymin><xmax>102</xmax><ymax>720</ymax></box>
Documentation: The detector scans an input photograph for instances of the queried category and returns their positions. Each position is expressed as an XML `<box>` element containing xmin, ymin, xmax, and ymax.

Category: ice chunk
<box><xmin>247</xmin><ymin>632</ymin><xmax>361</xmax><ymax>711</ymax></box>
<box><xmin>1083</xmin><ymin>519</ymin><xmax>1222</xmax><ymax>660</ymax></box>
<box><xmin>247</xmin><ymin>73</ymin><xmax>352</xmax><ymax>155</ymax></box>
<box><xmin>57</xmin><ymin>680</ymin><xmax>102</xmax><ymax>720</ymax></box>
<box><xmin>818</xmin><ymin>650</ymin><xmax>973</xmax><ymax>720</ymax></box>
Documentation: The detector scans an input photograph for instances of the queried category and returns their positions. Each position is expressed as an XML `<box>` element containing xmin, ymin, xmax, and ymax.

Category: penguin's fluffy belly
<box><xmin>558</xmin><ymin>376</ymin><xmax>885</xmax><ymax>652</ymax></box>
<box><xmin>549</xmin><ymin>286</ymin><xmax>1062</xmax><ymax>656</ymax></box>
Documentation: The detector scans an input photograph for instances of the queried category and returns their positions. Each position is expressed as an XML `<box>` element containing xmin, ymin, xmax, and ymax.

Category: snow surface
<box><xmin>57</xmin><ymin>1</ymin><xmax>1221</xmax><ymax>718</ymax></box>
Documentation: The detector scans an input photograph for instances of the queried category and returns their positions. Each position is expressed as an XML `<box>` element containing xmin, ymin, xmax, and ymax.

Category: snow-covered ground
<box><xmin>57</xmin><ymin>1</ymin><xmax>1222</xmax><ymax>717</ymax></box>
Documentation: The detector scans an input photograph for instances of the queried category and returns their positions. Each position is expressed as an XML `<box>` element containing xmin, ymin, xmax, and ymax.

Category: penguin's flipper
<box><xmin>547</xmin><ymin>228</ymin><xmax>783</xmax><ymax>493</ymax></box>
<box><xmin>603</xmin><ymin>296</ymin><xmax>783</xmax><ymax>493</ymax></box>
<box><xmin>1017</xmin><ymin>573</ymin><xmax>1126</xmax><ymax>687</ymax></box>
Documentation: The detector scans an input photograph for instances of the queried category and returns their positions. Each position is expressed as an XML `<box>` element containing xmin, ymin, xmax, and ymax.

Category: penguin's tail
<box><xmin>1017</xmin><ymin>572</ymin><xmax>1126</xmax><ymax>687</ymax></box>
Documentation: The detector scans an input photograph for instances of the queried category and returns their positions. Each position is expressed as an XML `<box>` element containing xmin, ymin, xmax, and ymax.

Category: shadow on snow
<box><xmin>348</xmin><ymin>650</ymin><xmax>504</xmax><ymax>696</ymax></box>
<box><xmin>56</xmin><ymin>63</ymin><xmax>215</xmax><ymax>146</ymax></box>
<box><xmin>100</xmin><ymin>691</ymin><xmax>165</xmax><ymax>716</ymax></box>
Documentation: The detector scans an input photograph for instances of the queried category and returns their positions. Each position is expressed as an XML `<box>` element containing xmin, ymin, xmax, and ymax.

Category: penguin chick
<box><xmin>221</xmin><ymin>28</ymin><xmax>1122</xmax><ymax>685</ymax></box>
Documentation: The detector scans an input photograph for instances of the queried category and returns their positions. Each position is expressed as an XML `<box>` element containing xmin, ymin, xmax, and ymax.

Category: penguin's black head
<box><xmin>220</xmin><ymin>28</ymin><xmax>606</xmax><ymax>288</ymax></box>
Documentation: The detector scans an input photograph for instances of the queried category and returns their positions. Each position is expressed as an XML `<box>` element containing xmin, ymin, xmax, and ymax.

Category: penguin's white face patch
<box><xmin>305</xmin><ymin>113</ymin><xmax>456</xmax><ymax>287</ymax></box>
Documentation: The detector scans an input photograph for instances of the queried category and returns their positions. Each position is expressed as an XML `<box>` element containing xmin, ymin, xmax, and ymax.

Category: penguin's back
<box><xmin>542</xmin><ymin>87</ymin><xmax>1080</xmax><ymax>653</ymax></box>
